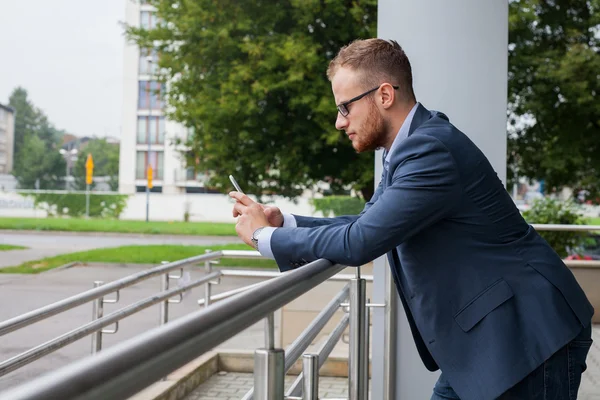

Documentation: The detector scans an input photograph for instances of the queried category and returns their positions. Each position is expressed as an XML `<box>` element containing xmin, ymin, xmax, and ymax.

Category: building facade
<box><xmin>119</xmin><ymin>0</ymin><xmax>203</xmax><ymax>194</ymax></box>
<box><xmin>0</xmin><ymin>103</ymin><xmax>15</xmax><ymax>175</ymax></box>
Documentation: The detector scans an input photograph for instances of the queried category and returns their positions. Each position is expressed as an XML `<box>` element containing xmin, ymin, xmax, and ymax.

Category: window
<box><xmin>136</xmin><ymin>151</ymin><xmax>164</xmax><ymax>180</ymax></box>
<box><xmin>137</xmin><ymin>116</ymin><xmax>166</xmax><ymax>144</ymax></box>
<box><xmin>139</xmin><ymin>48</ymin><xmax>159</xmax><ymax>75</ymax></box>
<box><xmin>140</xmin><ymin>11</ymin><xmax>158</xmax><ymax>30</ymax></box>
<box><xmin>138</xmin><ymin>81</ymin><xmax>165</xmax><ymax>109</ymax></box>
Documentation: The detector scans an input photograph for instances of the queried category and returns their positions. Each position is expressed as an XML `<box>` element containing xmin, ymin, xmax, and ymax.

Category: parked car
<box><xmin>566</xmin><ymin>234</ymin><xmax>600</xmax><ymax>260</ymax></box>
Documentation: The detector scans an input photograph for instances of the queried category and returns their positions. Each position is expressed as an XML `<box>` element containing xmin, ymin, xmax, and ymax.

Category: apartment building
<box><xmin>0</xmin><ymin>103</ymin><xmax>15</xmax><ymax>175</ymax></box>
<box><xmin>119</xmin><ymin>0</ymin><xmax>205</xmax><ymax>194</ymax></box>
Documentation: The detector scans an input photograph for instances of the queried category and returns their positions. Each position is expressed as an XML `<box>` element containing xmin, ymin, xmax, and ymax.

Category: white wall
<box><xmin>371</xmin><ymin>1</ymin><xmax>508</xmax><ymax>399</ymax></box>
<box><xmin>120</xmin><ymin>193</ymin><xmax>323</xmax><ymax>222</ymax></box>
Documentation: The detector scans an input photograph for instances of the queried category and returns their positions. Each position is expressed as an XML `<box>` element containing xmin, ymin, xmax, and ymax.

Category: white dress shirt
<box><xmin>257</xmin><ymin>103</ymin><xmax>420</xmax><ymax>259</ymax></box>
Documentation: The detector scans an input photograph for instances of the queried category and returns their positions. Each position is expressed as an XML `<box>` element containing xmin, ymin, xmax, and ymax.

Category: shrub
<box><xmin>523</xmin><ymin>197</ymin><xmax>586</xmax><ymax>257</ymax></box>
<box><xmin>24</xmin><ymin>192</ymin><xmax>129</xmax><ymax>218</ymax></box>
<box><xmin>311</xmin><ymin>196</ymin><xmax>365</xmax><ymax>217</ymax></box>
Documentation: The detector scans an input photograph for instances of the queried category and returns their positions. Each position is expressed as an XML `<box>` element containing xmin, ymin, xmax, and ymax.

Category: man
<box><xmin>230</xmin><ymin>38</ymin><xmax>594</xmax><ymax>399</ymax></box>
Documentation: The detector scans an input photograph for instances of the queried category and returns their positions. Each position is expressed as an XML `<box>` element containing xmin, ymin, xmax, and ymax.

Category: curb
<box><xmin>42</xmin><ymin>261</ymin><xmax>80</xmax><ymax>274</ymax></box>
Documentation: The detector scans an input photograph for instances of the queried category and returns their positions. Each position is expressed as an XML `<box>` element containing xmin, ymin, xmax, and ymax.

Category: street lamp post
<box><xmin>146</xmin><ymin>55</ymin><xmax>153</xmax><ymax>222</ymax></box>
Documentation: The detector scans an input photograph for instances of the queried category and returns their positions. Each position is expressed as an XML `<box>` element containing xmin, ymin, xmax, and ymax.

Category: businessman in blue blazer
<box><xmin>230</xmin><ymin>38</ymin><xmax>594</xmax><ymax>399</ymax></box>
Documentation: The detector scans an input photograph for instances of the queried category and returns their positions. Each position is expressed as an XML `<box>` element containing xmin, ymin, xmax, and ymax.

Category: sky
<box><xmin>0</xmin><ymin>0</ymin><xmax>125</xmax><ymax>139</ymax></box>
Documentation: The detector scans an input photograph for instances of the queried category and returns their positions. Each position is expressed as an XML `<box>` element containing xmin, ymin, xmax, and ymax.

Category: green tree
<box><xmin>12</xmin><ymin>135</ymin><xmax>65</xmax><ymax>189</ymax></box>
<box><xmin>8</xmin><ymin>87</ymin><xmax>66</xmax><ymax>189</ymax></box>
<box><xmin>126</xmin><ymin>0</ymin><xmax>377</xmax><ymax>201</ymax></box>
<box><xmin>72</xmin><ymin>139</ymin><xmax>120</xmax><ymax>191</ymax></box>
<box><xmin>508</xmin><ymin>0</ymin><xmax>600</xmax><ymax>200</ymax></box>
<box><xmin>8</xmin><ymin>87</ymin><xmax>38</xmax><ymax>161</ymax></box>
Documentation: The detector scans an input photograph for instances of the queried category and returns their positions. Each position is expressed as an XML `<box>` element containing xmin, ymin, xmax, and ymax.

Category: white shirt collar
<box><xmin>384</xmin><ymin>102</ymin><xmax>419</xmax><ymax>169</ymax></box>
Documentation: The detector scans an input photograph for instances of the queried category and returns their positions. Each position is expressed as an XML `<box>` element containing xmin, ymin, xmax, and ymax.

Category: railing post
<box><xmin>349</xmin><ymin>267</ymin><xmax>367</xmax><ymax>400</ymax></box>
<box><xmin>160</xmin><ymin>261</ymin><xmax>169</xmax><ymax>325</ymax></box>
<box><xmin>302</xmin><ymin>354</ymin><xmax>319</xmax><ymax>400</ymax></box>
<box><xmin>204</xmin><ymin>250</ymin><xmax>212</xmax><ymax>308</ymax></box>
<box><xmin>254</xmin><ymin>312</ymin><xmax>284</xmax><ymax>400</ymax></box>
<box><xmin>363</xmin><ymin>297</ymin><xmax>371</xmax><ymax>400</ymax></box>
<box><xmin>90</xmin><ymin>281</ymin><xmax>104</xmax><ymax>354</ymax></box>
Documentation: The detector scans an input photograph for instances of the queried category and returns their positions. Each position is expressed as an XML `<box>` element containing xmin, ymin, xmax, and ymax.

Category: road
<box><xmin>0</xmin><ymin>231</ymin><xmax>242</xmax><ymax>268</ymax></box>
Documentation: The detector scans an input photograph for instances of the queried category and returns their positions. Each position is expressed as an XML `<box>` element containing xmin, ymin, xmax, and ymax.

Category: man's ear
<box><xmin>379</xmin><ymin>83</ymin><xmax>396</xmax><ymax>110</ymax></box>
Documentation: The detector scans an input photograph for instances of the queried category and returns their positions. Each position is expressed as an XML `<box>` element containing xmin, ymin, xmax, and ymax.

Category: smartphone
<box><xmin>229</xmin><ymin>175</ymin><xmax>245</xmax><ymax>194</ymax></box>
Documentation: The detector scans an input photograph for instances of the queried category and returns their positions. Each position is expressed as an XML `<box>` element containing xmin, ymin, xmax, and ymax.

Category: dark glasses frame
<box><xmin>337</xmin><ymin>84</ymin><xmax>399</xmax><ymax>117</ymax></box>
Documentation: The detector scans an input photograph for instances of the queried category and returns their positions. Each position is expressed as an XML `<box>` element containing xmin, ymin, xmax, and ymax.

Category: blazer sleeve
<box><xmin>271</xmin><ymin>135</ymin><xmax>461</xmax><ymax>271</ymax></box>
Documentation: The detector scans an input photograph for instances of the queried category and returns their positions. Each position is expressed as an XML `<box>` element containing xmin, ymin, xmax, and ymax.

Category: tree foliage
<box><xmin>13</xmin><ymin>135</ymin><xmax>65</xmax><ymax>189</ymax></box>
<box><xmin>126</xmin><ymin>0</ymin><xmax>377</xmax><ymax>200</ymax></box>
<box><xmin>8</xmin><ymin>87</ymin><xmax>66</xmax><ymax>189</ymax></box>
<box><xmin>72</xmin><ymin>139</ymin><xmax>120</xmax><ymax>191</ymax></box>
<box><xmin>508</xmin><ymin>0</ymin><xmax>600</xmax><ymax>200</ymax></box>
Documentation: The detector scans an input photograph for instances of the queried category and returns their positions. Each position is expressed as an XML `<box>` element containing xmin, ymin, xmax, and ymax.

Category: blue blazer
<box><xmin>271</xmin><ymin>104</ymin><xmax>594</xmax><ymax>400</ymax></box>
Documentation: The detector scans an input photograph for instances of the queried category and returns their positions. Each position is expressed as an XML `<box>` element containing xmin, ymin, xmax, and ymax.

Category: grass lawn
<box><xmin>0</xmin><ymin>217</ymin><xmax>236</xmax><ymax>236</ymax></box>
<box><xmin>588</xmin><ymin>217</ymin><xmax>600</xmax><ymax>225</ymax></box>
<box><xmin>0</xmin><ymin>244</ymin><xmax>27</xmax><ymax>251</ymax></box>
<box><xmin>0</xmin><ymin>243</ymin><xmax>276</xmax><ymax>274</ymax></box>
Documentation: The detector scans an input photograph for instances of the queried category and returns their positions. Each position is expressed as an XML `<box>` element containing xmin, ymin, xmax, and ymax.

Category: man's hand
<box><xmin>229</xmin><ymin>192</ymin><xmax>270</xmax><ymax>248</ymax></box>
<box><xmin>230</xmin><ymin>192</ymin><xmax>284</xmax><ymax>228</ymax></box>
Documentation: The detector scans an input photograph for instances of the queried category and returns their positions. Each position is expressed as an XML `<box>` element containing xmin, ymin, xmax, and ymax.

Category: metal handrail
<box><xmin>286</xmin><ymin>314</ymin><xmax>351</xmax><ymax>397</ymax></box>
<box><xmin>0</xmin><ymin>271</ymin><xmax>221</xmax><ymax>377</ymax></box>
<box><xmin>241</xmin><ymin>283</ymin><xmax>350</xmax><ymax>400</ymax></box>
<box><xmin>0</xmin><ymin>252</ymin><xmax>225</xmax><ymax>337</ymax></box>
<box><xmin>220</xmin><ymin>268</ymin><xmax>374</xmax><ymax>281</ymax></box>
<box><xmin>532</xmin><ymin>224</ymin><xmax>600</xmax><ymax>232</ymax></box>
<box><xmin>0</xmin><ymin>259</ymin><xmax>346</xmax><ymax>400</ymax></box>
<box><xmin>0</xmin><ymin>247</ymin><xmax>370</xmax><ymax>339</ymax></box>
<box><xmin>199</xmin><ymin>270</ymin><xmax>373</xmax><ymax>307</ymax></box>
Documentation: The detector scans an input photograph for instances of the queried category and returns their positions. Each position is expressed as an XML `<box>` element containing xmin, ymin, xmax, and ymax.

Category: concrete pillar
<box><xmin>371</xmin><ymin>1</ymin><xmax>508</xmax><ymax>399</ymax></box>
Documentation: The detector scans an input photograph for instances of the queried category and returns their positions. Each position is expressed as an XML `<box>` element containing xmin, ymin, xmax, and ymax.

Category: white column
<box><xmin>371</xmin><ymin>1</ymin><xmax>508</xmax><ymax>399</ymax></box>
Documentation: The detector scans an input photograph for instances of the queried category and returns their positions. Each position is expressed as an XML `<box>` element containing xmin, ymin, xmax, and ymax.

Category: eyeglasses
<box><xmin>336</xmin><ymin>85</ymin><xmax>399</xmax><ymax>117</ymax></box>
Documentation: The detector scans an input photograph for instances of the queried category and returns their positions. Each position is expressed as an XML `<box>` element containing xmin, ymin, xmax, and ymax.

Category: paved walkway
<box><xmin>183</xmin><ymin>372</ymin><xmax>350</xmax><ymax>400</ymax></box>
<box><xmin>0</xmin><ymin>230</ymin><xmax>240</xmax><ymax>268</ymax></box>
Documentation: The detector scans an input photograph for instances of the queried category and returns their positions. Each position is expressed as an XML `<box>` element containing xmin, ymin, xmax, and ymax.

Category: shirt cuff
<box><xmin>282</xmin><ymin>213</ymin><xmax>297</xmax><ymax>227</ymax></box>
<box><xmin>257</xmin><ymin>227</ymin><xmax>277</xmax><ymax>259</ymax></box>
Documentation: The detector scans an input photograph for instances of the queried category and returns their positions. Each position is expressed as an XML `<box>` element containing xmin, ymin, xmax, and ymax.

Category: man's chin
<box><xmin>353</xmin><ymin>142</ymin><xmax>376</xmax><ymax>153</ymax></box>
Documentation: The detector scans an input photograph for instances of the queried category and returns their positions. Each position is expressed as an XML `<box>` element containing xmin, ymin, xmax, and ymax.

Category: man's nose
<box><xmin>335</xmin><ymin>113</ymin><xmax>348</xmax><ymax>131</ymax></box>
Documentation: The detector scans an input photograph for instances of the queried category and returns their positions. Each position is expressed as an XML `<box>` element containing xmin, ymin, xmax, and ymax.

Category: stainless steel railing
<box><xmin>0</xmin><ymin>223</ymin><xmax>596</xmax><ymax>400</ymax></box>
<box><xmin>0</xmin><ymin>251</ymin><xmax>226</xmax><ymax>337</ymax></box>
<box><xmin>0</xmin><ymin>251</ymin><xmax>232</xmax><ymax>376</ymax></box>
<box><xmin>0</xmin><ymin>249</ymin><xmax>373</xmax><ymax>399</ymax></box>
<box><xmin>0</xmin><ymin>257</ymin><xmax>370</xmax><ymax>400</ymax></box>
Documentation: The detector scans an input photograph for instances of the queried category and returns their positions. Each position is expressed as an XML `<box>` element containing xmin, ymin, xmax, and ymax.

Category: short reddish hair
<box><xmin>327</xmin><ymin>38</ymin><xmax>415</xmax><ymax>102</ymax></box>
